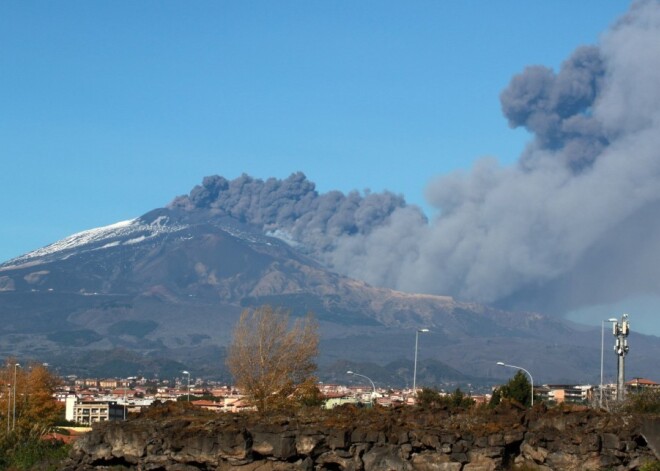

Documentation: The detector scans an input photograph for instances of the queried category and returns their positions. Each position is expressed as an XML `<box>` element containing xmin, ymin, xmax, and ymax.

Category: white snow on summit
<box><xmin>0</xmin><ymin>217</ymin><xmax>187</xmax><ymax>270</ymax></box>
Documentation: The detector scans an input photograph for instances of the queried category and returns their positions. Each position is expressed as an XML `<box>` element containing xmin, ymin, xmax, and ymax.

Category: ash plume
<box><xmin>170</xmin><ymin>172</ymin><xmax>426</xmax><ymax>257</ymax></box>
<box><xmin>173</xmin><ymin>1</ymin><xmax>660</xmax><ymax>315</ymax></box>
<box><xmin>500</xmin><ymin>45</ymin><xmax>608</xmax><ymax>171</ymax></box>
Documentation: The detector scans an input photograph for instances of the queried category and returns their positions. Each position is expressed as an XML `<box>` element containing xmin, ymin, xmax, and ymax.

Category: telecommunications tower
<box><xmin>612</xmin><ymin>313</ymin><xmax>630</xmax><ymax>401</ymax></box>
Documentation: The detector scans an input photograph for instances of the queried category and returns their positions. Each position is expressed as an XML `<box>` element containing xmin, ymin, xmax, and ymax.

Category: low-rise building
<box><xmin>65</xmin><ymin>396</ymin><xmax>125</xmax><ymax>424</ymax></box>
<box><xmin>99</xmin><ymin>379</ymin><xmax>120</xmax><ymax>389</ymax></box>
<box><xmin>627</xmin><ymin>378</ymin><xmax>660</xmax><ymax>391</ymax></box>
<box><xmin>192</xmin><ymin>399</ymin><xmax>224</xmax><ymax>412</ymax></box>
<box><xmin>536</xmin><ymin>384</ymin><xmax>593</xmax><ymax>404</ymax></box>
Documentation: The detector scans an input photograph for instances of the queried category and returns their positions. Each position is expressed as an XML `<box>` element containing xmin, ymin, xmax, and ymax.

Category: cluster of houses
<box><xmin>61</xmin><ymin>377</ymin><xmax>253</xmax><ymax>424</ymax></box>
<box><xmin>59</xmin><ymin>375</ymin><xmax>660</xmax><ymax>425</ymax></box>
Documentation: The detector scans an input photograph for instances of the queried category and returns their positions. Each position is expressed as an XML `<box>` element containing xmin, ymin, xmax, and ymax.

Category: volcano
<box><xmin>1</xmin><ymin>174</ymin><xmax>658</xmax><ymax>385</ymax></box>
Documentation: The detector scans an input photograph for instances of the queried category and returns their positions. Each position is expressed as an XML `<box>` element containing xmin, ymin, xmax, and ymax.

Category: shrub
<box><xmin>0</xmin><ymin>425</ymin><xmax>70</xmax><ymax>471</ymax></box>
<box><xmin>640</xmin><ymin>460</ymin><xmax>660</xmax><ymax>471</ymax></box>
<box><xmin>623</xmin><ymin>389</ymin><xmax>660</xmax><ymax>414</ymax></box>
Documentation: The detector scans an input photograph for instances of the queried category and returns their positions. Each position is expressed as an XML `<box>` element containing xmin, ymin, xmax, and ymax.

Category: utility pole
<box><xmin>6</xmin><ymin>384</ymin><xmax>10</xmax><ymax>434</ymax></box>
<box><xmin>412</xmin><ymin>328</ymin><xmax>429</xmax><ymax>397</ymax></box>
<box><xmin>13</xmin><ymin>363</ymin><xmax>19</xmax><ymax>430</ymax></box>
<box><xmin>612</xmin><ymin>314</ymin><xmax>630</xmax><ymax>401</ymax></box>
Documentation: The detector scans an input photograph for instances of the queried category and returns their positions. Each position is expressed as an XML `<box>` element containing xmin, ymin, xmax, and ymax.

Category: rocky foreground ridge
<box><xmin>61</xmin><ymin>402</ymin><xmax>660</xmax><ymax>471</ymax></box>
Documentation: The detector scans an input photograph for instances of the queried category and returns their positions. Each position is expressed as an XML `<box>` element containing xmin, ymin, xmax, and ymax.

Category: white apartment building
<box><xmin>65</xmin><ymin>396</ymin><xmax>125</xmax><ymax>424</ymax></box>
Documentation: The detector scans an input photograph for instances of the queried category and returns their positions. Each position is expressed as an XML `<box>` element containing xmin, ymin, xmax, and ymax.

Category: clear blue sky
<box><xmin>0</xmin><ymin>1</ymin><xmax>630</xmax><ymax>263</ymax></box>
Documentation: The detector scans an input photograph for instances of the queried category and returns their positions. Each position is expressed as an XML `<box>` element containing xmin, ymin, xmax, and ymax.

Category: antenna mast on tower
<box><xmin>612</xmin><ymin>313</ymin><xmax>630</xmax><ymax>401</ymax></box>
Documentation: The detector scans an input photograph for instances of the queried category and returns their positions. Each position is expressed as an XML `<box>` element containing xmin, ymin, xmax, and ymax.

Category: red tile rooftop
<box><xmin>626</xmin><ymin>378</ymin><xmax>659</xmax><ymax>386</ymax></box>
<box><xmin>191</xmin><ymin>400</ymin><xmax>225</xmax><ymax>411</ymax></box>
<box><xmin>323</xmin><ymin>392</ymin><xmax>351</xmax><ymax>399</ymax></box>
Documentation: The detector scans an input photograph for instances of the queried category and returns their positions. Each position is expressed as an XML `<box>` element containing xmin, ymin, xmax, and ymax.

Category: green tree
<box><xmin>226</xmin><ymin>306</ymin><xmax>319</xmax><ymax>413</ymax></box>
<box><xmin>489</xmin><ymin>387</ymin><xmax>502</xmax><ymax>407</ymax></box>
<box><xmin>448</xmin><ymin>387</ymin><xmax>475</xmax><ymax>409</ymax></box>
<box><xmin>491</xmin><ymin>371</ymin><xmax>532</xmax><ymax>407</ymax></box>
<box><xmin>416</xmin><ymin>387</ymin><xmax>474</xmax><ymax>410</ymax></box>
<box><xmin>416</xmin><ymin>387</ymin><xmax>443</xmax><ymax>408</ymax></box>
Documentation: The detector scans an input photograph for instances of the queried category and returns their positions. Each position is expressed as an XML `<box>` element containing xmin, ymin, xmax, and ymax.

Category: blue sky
<box><xmin>0</xmin><ymin>1</ymin><xmax>630</xmax><ymax>263</ymax></box>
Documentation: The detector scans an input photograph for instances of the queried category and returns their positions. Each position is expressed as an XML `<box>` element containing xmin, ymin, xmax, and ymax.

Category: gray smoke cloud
<box><xmin>500</xmin><ymin>45</ymin><xmax>608</xmax><ymax>171</ymax></box>
<box><xmin>170</xmin><ymin>172</ymin><xmax>427</xmax><ymax>258</ymax></box>
<box><xmin>173</xmin><ymin>1</ymin><xmax>660</xmax><ymax>315</ymax></box>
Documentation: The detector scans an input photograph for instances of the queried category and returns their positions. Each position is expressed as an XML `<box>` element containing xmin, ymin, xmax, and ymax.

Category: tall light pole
<box><xmin>347</xmin><ymin>371</ymin><xmax>376</xmax><ymax>405</ymax></box>
<box><xmin>13</xmin><ymin>363</ymin><xmax>20</xmax><ymax>430</ymax></box>
<box><xmin>497</xmin><ymin>361</ymin><xmax>534</xmax><ymax>407</ymax></box>
<box><xmin>413</xmin><ymin>329</ymin><xmax>429</xmax><ymax>397</ymax></box>
<box><xmin>182</xmin><ymin>371</ymin><xmax>191</xmax><ymax>402</ymax></box>
<box><xmin>6</xmin><ymin>384</ymin><xmax>10</xmax><ymax>433</ymax></box>
<box><xmin>600</xmin><ymin>318</ymin><xmax>618</xmax><ymax>407</ymax></box>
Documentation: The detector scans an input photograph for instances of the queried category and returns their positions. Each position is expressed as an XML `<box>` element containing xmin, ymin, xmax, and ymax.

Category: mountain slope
<box><xmin>1</xmin><ymin>194</ymin><xmax>658</xmax><ymax>385</ymax></box>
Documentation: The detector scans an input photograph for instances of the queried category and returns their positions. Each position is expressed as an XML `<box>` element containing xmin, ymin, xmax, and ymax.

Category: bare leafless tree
<box><xmin>226</xmin><ymin>305</ymin><xmax>319</xmax><ymax>412</ymax></box>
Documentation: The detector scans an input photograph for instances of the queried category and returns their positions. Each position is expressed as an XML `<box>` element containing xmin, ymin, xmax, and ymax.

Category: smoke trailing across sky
<box><xmin>173</xmin><ymin>1</ymin><xmax>660</xmax><ymax>315</ymax></box>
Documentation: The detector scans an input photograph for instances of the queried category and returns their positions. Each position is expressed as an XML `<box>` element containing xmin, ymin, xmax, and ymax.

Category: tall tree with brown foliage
<box><xmin>226</xmin><ymin>306</ymin><xmax>319</xmax><ymax>413</ymax></box>
<box><xmin>0</xmin><ymin>360</ymin><xmax>62</xmax><ymax>434</ymax></box>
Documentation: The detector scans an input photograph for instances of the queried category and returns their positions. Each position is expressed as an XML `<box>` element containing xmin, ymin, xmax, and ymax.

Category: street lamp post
<box><xmin>6</xmin><ymin>384</ymin><xmax>10</xmax><ymax>433</ymax></box>
<box><xmin>182</xmin><ymin>371</ymin><xmax>191</xmax><ymax>402</ymax></box>
<box><xmin>497</xmin><ymin>361</ymin><xmax>534</xmax><ymax>407</ymax></box>
<box><xmin>347</xmin><ymin>371</ymin><xmax>376</xmax><ymax>405</ymax></box>
<box><xmin>13</xmin><ymin>363</ymin><xmax>20</xmax><ymax>430</ymax></box>
<box><xmin>413</xmin><ymin>329</ymin><xmax>429</xmax><ymax>397</ymax></box>
<box><xmin>601</xmin><ymin>318</ymin><xmax>618</xmax><ymax>407</ymax></box>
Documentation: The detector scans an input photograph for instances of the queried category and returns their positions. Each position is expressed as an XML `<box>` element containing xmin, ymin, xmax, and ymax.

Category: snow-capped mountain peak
<box><xmin>0</xmin><ymin>216</ymin><xmax>187</xmax><ymax>270</ymax></box>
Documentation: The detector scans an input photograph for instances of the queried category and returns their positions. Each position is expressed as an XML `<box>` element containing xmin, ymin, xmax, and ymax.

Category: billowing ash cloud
<box><xmin>170</xmin><ymin>172</ymin><xmax>427</xmax><ymax>258</ymax></box>
<box><xmin>173</xmin><ymin>1</ymin><xmax>660</xmax><ymax>315</ymax></box>
<box><xmin>501</xmin><ymin>45</ymin><xmax>608</xmax><ymax>171</ymax></box>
